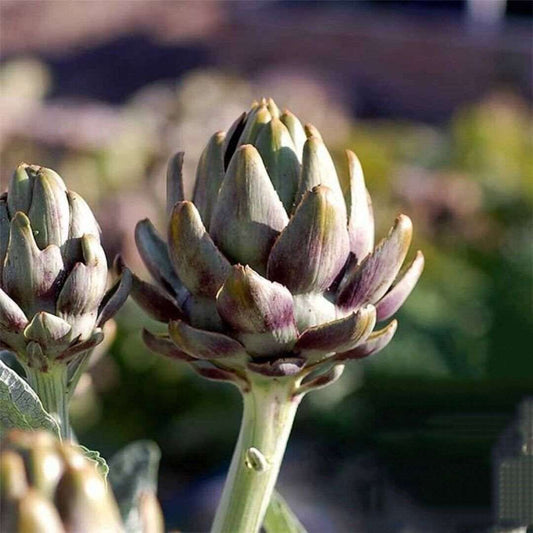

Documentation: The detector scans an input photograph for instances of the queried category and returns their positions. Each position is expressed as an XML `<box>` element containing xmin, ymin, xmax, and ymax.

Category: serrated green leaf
<box><xmin>78</xmin><ymin>444</ymin><xmax>109</xmax><ymax>478</ymax></box>
<box><xmin>108</xmin><ymin>440</ymin><xmax>161</xmax><ymax>533</ymax></box>
<box><xmin>263</xmin><ymin>490</ymin><xmax>308</xmax><ymax>533</ymax></box>
<box><xmin>0</xmin><ymin>360</ymin><xmax>60</xmax><ymax>438</ymax></box>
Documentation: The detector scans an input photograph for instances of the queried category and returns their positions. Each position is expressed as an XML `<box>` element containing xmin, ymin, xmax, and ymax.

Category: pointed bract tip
<box><xmin>80</xmin><ymin>233</ymin><xmax>105</xmax><ymax>266</ymax></box>
<box><xmin>170</xmin><ymin>199</ymin><xmax>193</xmax><ymax>217</ymax></box>
<box><xmin>345</xmin><ymin>148</ymin><xmax>362</xmax><ymax>167</ymax></box>
<box><xmin>214</xmin><ymin>130</ymin><xmax>226</xmax><ymax>142</ymax></box>
<box><xmin>113</xmin><ymin>254</ymin><xmax>125</xmax><ymax>274</ymax></box>
<box><xmin>16</xmin><ymin>162</ymin><xmax>40</xmax><ymax>175</ymax></box>
<box><xmin>237</xmin><ymin>143</ymin><xmax>261</xmax><ymax>158</ymax></box>
<box><xmin>135</xmin><ymin>218</ymin><xmax>151</xmax><ymax>232</ymax></box>
<box><xmin>11</xmin><ymin>210</ymin><xmax>31</xmax><ymax>229</ymax></box>
<box><xmin>168</xmin><ymin>151</ymin><xmax>184</xmax><ymax>165</ymax></box>
<box><xmin>395</xmin><ymin>213</ymin><xmax>413</xmax><ymax>233</ymax></box>
<box><xmin>393</xmin><ymin>214</ymin><xmax>413</xmax><ymax>249</ymax></box>
<box><xmin>304</xmin><ymin>123</ymin><xmax>323</xmax><ymax>140</ymax></box>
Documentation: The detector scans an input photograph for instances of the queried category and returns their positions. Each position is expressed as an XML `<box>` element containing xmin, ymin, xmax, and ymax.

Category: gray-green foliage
<box><xmin>0</xmin><ymin>359</ymin><xmax>60</xmax><ymax>438</ymax></box>
<box><xmin>263</xmin><ymin>490</ymin><xmax>308</xmax><ymax>533</ymax></box>
<box><xmin>78</xmin><ymin>444</ymin><xmax>109</xmax><ymax>479</ymax></box>
<box><xmin>109</xmin><ymin>440</ymin><xmax>163</xmax><ymax>533</ymax></box>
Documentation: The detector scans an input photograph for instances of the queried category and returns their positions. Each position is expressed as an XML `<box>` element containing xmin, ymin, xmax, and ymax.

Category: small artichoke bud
<box><xmin>55</xmin><ymin>448</ymin><xmax>123</xmax><ymax>532</ymax></box>
<box><xmin>0</xmin><ymin>429</ymin><xmax>124</xmax><ymax>532</ymax></box>
<box><xmin>0</xmin><ymin>164</ymin><xmax>131</xmax><ymax>372</ymax></box>
<box><xmin>130</xmin><ymin>100</ymin><xmax>424</xmax><ymax>390</ymax></box>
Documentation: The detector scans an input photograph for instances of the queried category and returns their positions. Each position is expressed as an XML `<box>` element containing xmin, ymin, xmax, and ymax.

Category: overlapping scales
<box><xmin>128</xmin><ymin>99</ymin><xmax>424</xmax><ymax>389</ymax></box>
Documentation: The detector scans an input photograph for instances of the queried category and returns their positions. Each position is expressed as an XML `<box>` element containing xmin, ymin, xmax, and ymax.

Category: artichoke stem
<box><xmin>211</xmin><ymin>374</ymin><xmax>302</xmax><ymax>533</ymax></box>
<box><xmin>25</xmin><ymin>365</ymin><xmax>71</xmax><ymax>441</ymax></box>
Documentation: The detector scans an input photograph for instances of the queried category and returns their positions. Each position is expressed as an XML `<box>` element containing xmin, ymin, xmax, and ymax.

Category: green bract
<box><xmin>0</xmin><ymin>429</ymin><xmax>124</xmax><ymax>532</ymax></box>
<box><xmin>0</xmin><ymin>164</ymin><xmax>131</xmax><ymax>372</ymax></box>
<box><xmin>129</xmin><ymin>99</ymin><xmax>424</xmax><ymax>388</ymax></box>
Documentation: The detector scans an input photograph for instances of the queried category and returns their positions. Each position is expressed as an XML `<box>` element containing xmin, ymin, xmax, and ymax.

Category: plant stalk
<box><xmin>211</xmin><ymin>375</ymin><xmax>302</xmax><ymax>533</ymax></box>
<box><xmin>26</xmin><ymin>365</ymin><xmax>71</xmax><ymax>441</ymax></box>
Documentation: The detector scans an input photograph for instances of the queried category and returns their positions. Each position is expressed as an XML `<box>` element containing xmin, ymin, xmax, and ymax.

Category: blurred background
<box><xmin>1</xmin><ymin>1</ymin><xmax>532</xmax><ymax>531</ymax></box>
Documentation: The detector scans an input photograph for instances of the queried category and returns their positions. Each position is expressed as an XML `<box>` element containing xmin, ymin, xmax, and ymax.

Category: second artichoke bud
<box><xmin>0</xmin><ymin>164</ymin><xmax>131</xmax><ymax>373</ymax></box>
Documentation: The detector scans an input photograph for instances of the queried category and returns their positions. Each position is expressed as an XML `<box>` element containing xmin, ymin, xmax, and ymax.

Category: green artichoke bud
<box><xmin>0</xmin><ymin>164</ymin><xmax>131</xmax><ymax>372</ymax></box>
<box><xmin>0</xmin><ymin>429</ymin><xmax>124</xmax><ymax>532</ymax></box>
<box><xmin>129</xmin><ymin>99</ymin><xmax>424</xmax><ymax>388</ymax></box>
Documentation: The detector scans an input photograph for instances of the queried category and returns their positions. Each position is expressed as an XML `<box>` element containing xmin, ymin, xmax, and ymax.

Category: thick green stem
<box><xmin>211</xmin><ymin>375</ymin><xmax>302</xmax><ymax>533</ymax></box>
<box><xmin>25</xmin><ymin>366</ymin><xmax>71</xmax><ymax>441</ymax></box>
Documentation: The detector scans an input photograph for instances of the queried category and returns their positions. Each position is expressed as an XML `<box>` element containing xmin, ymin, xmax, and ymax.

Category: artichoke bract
<box><xmin>0</xmin><ymin>429</ymin><xmax>124</xmax><ymax>532</ymax></box>
<box><xmin>0</xmin><ymin>164</ymin><xmax>130</xmax><ymax>371</ymax></box>
<box><xmin>130</xmin><ymin>98</ymin><xmax>424</xmax><ymax>386</ymax></box>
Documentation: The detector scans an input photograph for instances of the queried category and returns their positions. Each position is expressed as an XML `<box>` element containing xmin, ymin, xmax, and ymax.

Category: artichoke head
<box><xmin>129</xmin><ymin>99</ymin><xmax>424</xmax><ymax>388</ymax></box>
<box><xmin>0</xmin><ymin>164</ymin><xmax>131</xmax><ymax>372</ymax></box>
<box><xmin>0</xmin><ymin>429</ymin><xmax>124</xmax><ymax>532</ymax></box>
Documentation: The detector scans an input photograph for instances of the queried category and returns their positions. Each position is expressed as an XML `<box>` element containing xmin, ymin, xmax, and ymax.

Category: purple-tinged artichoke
<box><xmin>127</xmin><ymin>98</ymin><xmax>424</xmax><ymax>533</ymax></box>
<box><xmin>128</xmin><ymin>98</ymin><xmax>424</xmax><ymax>388</ymax></box>
<box><xmin>0</xmin><ymin>164</ymin><xmax>131</xmax><ymax>373</ymax></box>
<box><xmin>1</xmin><ymin>164</ymin><xmax>131</xmax><ymax>439</ymax></box>
<box><xmin>0</xmin><ymin>429</ymin><xmax>124</xmax><ymax>532</ymax></box>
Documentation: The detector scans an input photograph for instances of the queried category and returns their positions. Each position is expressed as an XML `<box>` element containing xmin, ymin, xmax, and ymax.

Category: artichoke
<box><xmin>128</xmin><ymin>98</ymin><xmax>424</xmax><ymax>386</ymax></box>
<box><xmin>128</xmin><ymin>98</ymin><xmax>424</xmax><ymax>533</ymax></box>
<box><xmin>0</xmin><ymin>164</ymin><xmax>131</xmax><ymax>370</ymax></box>
<box><xmin>0</xmin><ymin>429</ymin><xmax>124</xmax><ymax>532</ymax></box>
<box><xmin>1</xmin><ymin>164</ymin><xmax>131</xmax><ymax>437</ymax></box>
<box><xmin>0</xmin><ymin>163</ymin><xmax>129</xmax><ymax>372</ymax></box>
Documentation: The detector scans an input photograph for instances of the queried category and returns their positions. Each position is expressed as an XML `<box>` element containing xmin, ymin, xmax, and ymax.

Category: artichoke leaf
<box><xmin>169</xmin><ymin>319</ymin><xmax>247</xmax><ymax>361</ymax></box>
<box><xmin>217</xmin><ymin>265</ymin><xmax>298</xmax><ymax>356</ymax></box>
<box><xmin>168</xmin><ymin>201</ymin><xmax>231</xmax><ymax>298</ymax></box>
<box><xmin>343</xmin><ymin>150</ymin><xmax>375</xmax><ymax>261</ymax></box>
<box><xmin>192</xmin><ymin>132</ymin><xmax>226</xmax><ymax>229</ymax></box>
<box><xmin>3</xmin><ymin>212</ymin><xmax>64</xmax><ymax>316</ymax></box>
<box><xmin>336</xmin><ymin>319</ymin><xmax>398</xmax><ymax>361</ymax></box>
<box><xmin>267</xmin><ymin>185</ymin><xmax>350</xmax><ymax>294</ymax></box>
<box><xmin>375</xmin><ymin>250</ymin><xmax>424</xmax><ymax>322</ymax></box>
<box><xmin>255</xmin><ymin>118</ymin><xmax>300</xmax><ymax>212</ymax></box>
<box><xmin>0</xmin><ymin>359</ymin><xmax>60</xmax><ymax>438</ymax></box>
<box><xmin>210</xmin><ymin>145</ymin><xmax>289</xmax><ymax>274</ymax></box>
<box><xmin>142</xmin><ymin>329</ymin><xmax>194</xmax><ymax>362</ymax></box>
<box><xmin>166</xmin><ymin>151</ymin><xmax>185</xmax><ymax>217</ymax></box>
<box><xmin>28</xmin><ymin>169</ymin><xmax>70</xmax><ymax>249</ymax></box>
<box><xmin>337</xmin><ymin>215</ymin><xmax>412</xmax><ymax>310</ymax></box>
<box><xmin>295</xmin><ymin>304</ymin><xmax>376</xmax><ymax>356</ymax></box>
<box><xmin>263</xmin><ymin>489</ymin><xmax>308</xmax><ymax>533</ymax></box>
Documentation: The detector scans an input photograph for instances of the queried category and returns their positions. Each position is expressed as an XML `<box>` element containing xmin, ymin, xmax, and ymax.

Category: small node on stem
<box><xmin>244</xmin><ymin>447</ymin><xmax>269</xmax><ymax>472</ymax></box>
